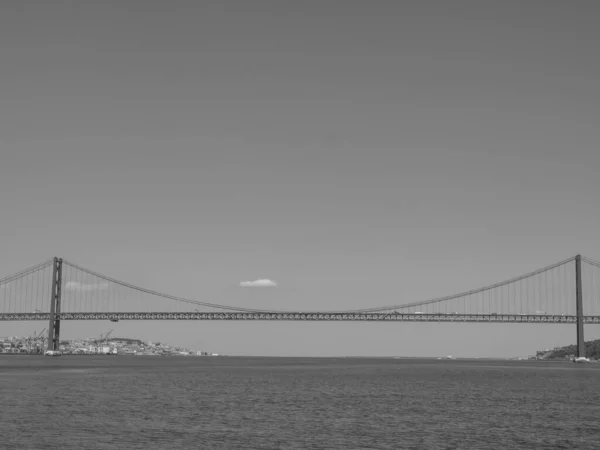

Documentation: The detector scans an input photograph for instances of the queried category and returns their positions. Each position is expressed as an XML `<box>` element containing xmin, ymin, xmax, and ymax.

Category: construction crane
<box><xmin>92</xmin><ymin>330</ymin><xmax>112</xmax><ymax>345</ymax></box>
<box><xmin>102</xmin><ymin>329</ymin><xmax>113</xmax><ymax>345</ymax></box>
<box><xmin>25</xmin><ymin>332</ymin><xmax>33</xmax><ymax>353</ymax></box>
<box><xmin>91</xmin><ymin>330</ymin><xmax>114</xmax><ymax>354</ymax></box>
<box><xmin>37</xmin><ymin>329</ymin><xmax>47</xmax><ymax>353</ymax></box>
<box><xmin>29</xmin><ymin>328</ymin><xmax>45</xmax><ymax>354</ymax></box>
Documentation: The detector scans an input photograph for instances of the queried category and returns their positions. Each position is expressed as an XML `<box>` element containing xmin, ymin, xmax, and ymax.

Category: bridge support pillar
<box><xmin>575</xmin><ymin>255</ymin><xmax>585</xmax><ymax>358</ymax></box>
<box><xmin>47</xmin><ymin>257</ymin><xmax>63</xmax><ymax>352</ymax></box>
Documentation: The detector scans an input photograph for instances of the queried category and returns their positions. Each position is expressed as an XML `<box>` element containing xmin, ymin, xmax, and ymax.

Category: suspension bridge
<box><xmin>1</xmin><ymin>255</ymin><xmax>600</xmax><ymax>357</ymax></box>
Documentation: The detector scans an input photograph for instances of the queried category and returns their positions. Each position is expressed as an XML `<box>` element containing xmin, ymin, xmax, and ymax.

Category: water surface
<box><xmin>1</xmin><ymin>356</ymin><xmax>599</xmax><ymax>449</ymax></box>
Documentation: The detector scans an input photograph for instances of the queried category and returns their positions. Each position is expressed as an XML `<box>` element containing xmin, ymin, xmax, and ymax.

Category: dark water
<box><xmin>1</xmin><ymin>356</ymin><xmax>600</xmax><ymax>449</ymax></box>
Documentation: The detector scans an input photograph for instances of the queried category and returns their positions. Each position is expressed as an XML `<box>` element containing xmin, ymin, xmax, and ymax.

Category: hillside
<box><xmin>536</xmin><ymin>339</ymin><xmax>600</xmax><ymax>360</ymax></box>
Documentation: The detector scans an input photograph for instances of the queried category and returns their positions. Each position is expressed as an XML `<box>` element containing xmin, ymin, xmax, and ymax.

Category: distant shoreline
<box><xmin>0</xmin><ymin>353</ymin><xmax>565</xmax><ymax>361</ymax></box>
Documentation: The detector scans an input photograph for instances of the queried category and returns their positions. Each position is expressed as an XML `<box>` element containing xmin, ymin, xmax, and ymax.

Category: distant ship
<box><xmin>44</xmin><ymin>350</ymin><xmax>62</xmax><ymax>357</ymax></box>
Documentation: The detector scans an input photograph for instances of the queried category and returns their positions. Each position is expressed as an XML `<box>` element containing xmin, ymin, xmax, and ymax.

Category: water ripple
<box><xmin>1</xmin><ymin>357</ymin><xmax>599</xmax><ymax>449</ymax></box>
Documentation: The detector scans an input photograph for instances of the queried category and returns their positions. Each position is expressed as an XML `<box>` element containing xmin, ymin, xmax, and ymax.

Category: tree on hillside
<box><xmin>540</xmin><ymin>339</ymin><xmax>600</xmax><ymax>359</ymax></box>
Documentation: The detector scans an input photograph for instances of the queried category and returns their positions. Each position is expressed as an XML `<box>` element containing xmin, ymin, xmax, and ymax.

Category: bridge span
<box><xmin>1</xmin><ymin>254</ymin><xmax>600</xmax><ymax>357</ymax></box>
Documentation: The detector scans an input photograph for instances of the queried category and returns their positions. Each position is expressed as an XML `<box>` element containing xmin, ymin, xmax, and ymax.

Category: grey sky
<box><xmin>1</xmin><ymin>1</ymin><xmax>599</xmax><ymax>356</ymax></box>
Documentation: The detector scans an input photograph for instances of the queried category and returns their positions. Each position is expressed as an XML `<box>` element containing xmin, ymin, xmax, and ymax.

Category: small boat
<box><xmin>44</xmin><ymin>350</ymin><xmax>62</xmax><ymax>357</ymax></box>
<box><xmin>573</xmin><ymin>357</ymin><xmax>590</xmax><ymax>363</ymax></box>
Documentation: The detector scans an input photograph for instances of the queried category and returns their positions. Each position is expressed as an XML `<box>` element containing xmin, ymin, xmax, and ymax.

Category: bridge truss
<box><xmin>4</xmin><ymin>312</ymin><xmax>600</xmax><ymax>324</ymax></box>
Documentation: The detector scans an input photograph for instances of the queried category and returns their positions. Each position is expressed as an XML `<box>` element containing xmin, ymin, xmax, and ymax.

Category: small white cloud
<box><xmin>239</xmin><ymin>279</ymin><xmax>277</xmax><ymax>288</ymax></box>
<box><xmin>65</xmin><ymin>281</ymin><xmax>109</xmax><ymax>292</ymax></box>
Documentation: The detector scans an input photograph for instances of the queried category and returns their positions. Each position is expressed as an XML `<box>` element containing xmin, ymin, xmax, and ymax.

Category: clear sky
<box><xmin>1</xmin><ymin>1</ymin><xmax>599</xmax><ymax>357</ymax></box>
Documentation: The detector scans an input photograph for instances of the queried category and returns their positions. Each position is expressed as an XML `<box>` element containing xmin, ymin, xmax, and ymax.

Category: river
<box><xmin>1</xmin><ymin>356</ymin><xmax>599</xmax><ymax>449</ymax></box>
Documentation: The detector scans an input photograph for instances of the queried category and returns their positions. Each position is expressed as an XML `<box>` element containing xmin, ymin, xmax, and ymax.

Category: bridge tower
<box><xmin>575</xmin><ymin>254</ymin><xmax>585</xmax><ymax>358</ymax></box>
<box><xmin>47</xmin><ymin>257</ymin><xmax>63</xmax><ymax>352</ymax></box>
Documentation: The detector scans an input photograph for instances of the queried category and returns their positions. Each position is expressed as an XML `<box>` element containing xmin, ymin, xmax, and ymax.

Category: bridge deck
<box><xmin>1</xmin><ymin>312</ymin><xmax>599</xmax><ymax>323</ymax></box>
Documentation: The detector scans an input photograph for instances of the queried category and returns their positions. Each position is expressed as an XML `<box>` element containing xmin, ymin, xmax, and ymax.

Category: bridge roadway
<box><xmin>1</xmin><ymin>312</ymin><xmax>600</xmax><ymax>323</ymax></box>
